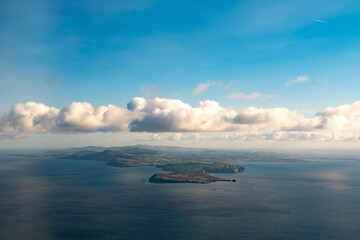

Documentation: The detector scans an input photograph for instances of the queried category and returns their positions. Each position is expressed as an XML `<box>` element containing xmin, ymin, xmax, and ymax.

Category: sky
<box><xmin>1</xmin><ymin>0</ymin><xmax>360</xmax><ymax>149</ymax></box>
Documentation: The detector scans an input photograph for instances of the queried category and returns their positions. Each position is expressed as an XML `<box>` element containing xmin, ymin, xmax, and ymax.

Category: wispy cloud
<box><xmin>286</xmin><ymin>75</ymin><xmax>310</xmax><ymax>86</ymax></box>
<box><xmin>315</xmin><ymin>19</ymin><xmax>328</xmax><ymax>23</ymax></box>
<box><xmin>193</xmin><ymin>80</ymin><xmax>218</xmax><ymax>94</ymax></box>
<box><xmin>141</xmin><ymin>84</ymin><xmax>159</xmax><ymax>99</ymax></box>
<box><xmin>167</xmin><ymin>133</ymin><xmax>203</xmax><ymax>141</ymax></box>
<box><xmin>227</xmin><ymin>92</ymin><xmax>275</xmax><ymax>100</ymax></box>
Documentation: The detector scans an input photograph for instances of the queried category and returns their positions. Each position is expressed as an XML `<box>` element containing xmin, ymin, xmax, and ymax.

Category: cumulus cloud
<box><xmin>227</xmin><ymin>92</ymin><xmax>275</xmax><ymax>100</ymax></box>
<box><xmin>127</xmin><ymin>97</ymin><xmax>238</xmax><ymax>132</ymax></box>
<box><xmin>286</xmin><ymin>75</ymin><xmax>310</xmax><ymax>86</ymax></box>
<box><xmin>2</xmin><ymin>98</ymin><xmax>360</xmax><ymax>142</ymax></box>
<box><xmin>193</xmin><ymin>80</ymin><xmax>218</xmax><ymax>94</ymax></box>
<box><xmin>0</xmin><ymin>101</ymin><xmax>139</xmax><ymax>137</ymax></box>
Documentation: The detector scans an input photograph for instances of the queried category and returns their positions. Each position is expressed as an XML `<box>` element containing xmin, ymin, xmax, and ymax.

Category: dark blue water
<box><xmin>1</xmin><ymin>153</ymin><xmax>360</xmax><ymax>240</ymax></box>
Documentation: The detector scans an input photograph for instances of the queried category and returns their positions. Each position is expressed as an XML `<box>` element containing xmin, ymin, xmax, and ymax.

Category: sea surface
<box><xmin>1</xmin><ymin>152</ymin><xmax>360</xmax><ymax>240</ymax></box>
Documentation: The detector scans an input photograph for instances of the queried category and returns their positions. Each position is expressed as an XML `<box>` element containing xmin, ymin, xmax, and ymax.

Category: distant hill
<box><xmin>13</xmin><ymin>145</ymin><xmax>304</xmax><ymax>167</ymax></box>
<box><xmin>67</xmin><ymin>144</ymin><xmax>205</xmax><ymax>153</ymax></box>
<box><xmin>65</xmin><ymin>147</ymin><xmax>158</xmax><ymax>161</ymax></box>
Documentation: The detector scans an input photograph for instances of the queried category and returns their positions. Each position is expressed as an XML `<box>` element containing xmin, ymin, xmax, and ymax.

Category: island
<box><xmin>149</xmin><ymin>172</ymin><xmax>236</xmax><ymax>184</ymax></box>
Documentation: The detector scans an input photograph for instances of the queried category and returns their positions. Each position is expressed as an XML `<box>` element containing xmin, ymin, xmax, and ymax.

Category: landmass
<box><xmin>149</xmin><ymin>172</ymin><xmax>236</xmax><ymax>184</ymax></box>
<box><xmin>11</xmin><ymin>145</ymin><xmax>304</xmax><ymax>184</ymax></box>
<box><xmin>12</xmin><ymin>145</ymin><xmax>303</xmax><ymax>166</ymax></box>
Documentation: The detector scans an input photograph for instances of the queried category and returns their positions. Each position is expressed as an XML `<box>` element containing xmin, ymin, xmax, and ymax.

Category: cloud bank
<box><xmin>167</xmin><ymin>131</ymin><xmax>360</xmax><ymax>142</ymax></box>
<box><xmin>1</xmin><ymin>97</ymin><xmax>360</xmax><ymax>141</ymax></box>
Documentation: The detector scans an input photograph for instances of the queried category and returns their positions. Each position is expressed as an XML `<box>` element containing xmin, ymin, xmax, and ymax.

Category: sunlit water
<box><xmin>1</xmin><ymin>152</ymin><xmax>359</xmax><ymax>240</ymax></box>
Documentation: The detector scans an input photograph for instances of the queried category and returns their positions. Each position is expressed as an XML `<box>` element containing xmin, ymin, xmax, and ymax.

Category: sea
<box><xmin>0</xmin><ymin>151</ymin><xmax>359</xmax><ymax>240</ymax></box>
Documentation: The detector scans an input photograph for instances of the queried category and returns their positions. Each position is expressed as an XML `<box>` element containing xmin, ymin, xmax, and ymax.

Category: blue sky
<box><xmin>1</xmin><ymin>0</ymin><xmax>360</xmax><ymax>148</ymax></box>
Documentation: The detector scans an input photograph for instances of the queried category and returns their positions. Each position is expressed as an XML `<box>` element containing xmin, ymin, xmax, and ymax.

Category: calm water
<box><xmin>1</xmin><ymin>152</ymin><xmax>360</xmax><ymax>240</ymax></box>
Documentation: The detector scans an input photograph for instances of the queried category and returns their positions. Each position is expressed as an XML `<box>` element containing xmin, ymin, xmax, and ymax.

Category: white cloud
<box><xmin>286</xmin><ymin>75</ymin><xmax>310</xmax><ymax>86</ymax></box>
<box><xmin>0</xmin><ymin>101</ymin><xmax>139</xmax><ymax>137</ymax></box>
<box><xmin>193</xmin><ymin>80</ymin><xmax>217</xmax><ymax>94</ymax></box>
<box><xmin>146</xmin><ymin>133</ymin><xmax>161</xmax><ymax>141</ymax></box>
<box><xmin>128</xmin><ymin>97</ymin><xmax>238</xmax><ymax>132</ymax></box>
<box><xmin>227</xmin><ymin>92</ymin><xmax>275</xmax><ymax>100</ymax></box>
<box><xmin>2</xmin><ymin>98</ymin><xmax>360</xmax><ymax>142</ymax></box>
